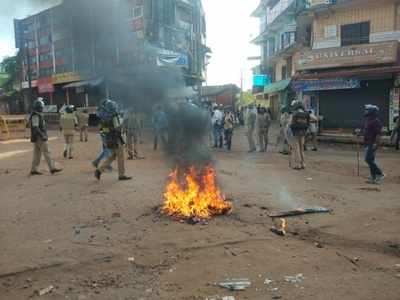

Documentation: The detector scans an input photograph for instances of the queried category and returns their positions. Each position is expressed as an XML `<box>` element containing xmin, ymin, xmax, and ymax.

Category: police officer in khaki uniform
<box><xmin>60</xmin><ymin>105</ymin><xmax>78</xmax><ymax>159</ymax></box>
<box><xmin>77</xmin><ymin>109</ymin><xmax>89</xmax><ymax>142</ymax></box>
<box><xmin>123</xmin><ymin>107</ymin><xmax>145</xmax><ymax>160</ymax></box>
<box><xmin>256</xmin><ymin>107</ymin><xmax>271</xmax><ymax>152</ymax></box>
<box><xmin>29</xmin><ymin>98</ymin><xmax>62</xmax><ymax>176</ymax></box>
<box><xmin>95</xmin><ymin>99</ymin><xmax>132</xmax><ymax>181</ymax></box>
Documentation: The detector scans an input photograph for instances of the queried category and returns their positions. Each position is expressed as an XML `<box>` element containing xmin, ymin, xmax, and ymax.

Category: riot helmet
<box><xmin>364</xmin><ymin>104</ymin><xmax>379</xmax><ymax>117</ymax></box>
<box><xmin>65</xmin><ymin>105</ymin><xmax>75</xmax><ymax>114</ymax></box>
<box><xmin>33</xmin><ymin>98</ymin><xmax>45</xmax><ymax>113</ymax></box>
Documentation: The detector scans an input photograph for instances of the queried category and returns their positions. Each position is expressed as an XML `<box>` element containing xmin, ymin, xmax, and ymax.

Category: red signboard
<box><xmin>37</xmin><ymin>76</ymin><xmax>54</xmax><ymax>94</ymax></box>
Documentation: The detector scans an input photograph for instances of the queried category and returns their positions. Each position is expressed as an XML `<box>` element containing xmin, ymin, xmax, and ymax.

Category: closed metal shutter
<box><xmin>319</xmin><ymin>80</ymin><xmax>391</xmax><ymax>129</ymax></box>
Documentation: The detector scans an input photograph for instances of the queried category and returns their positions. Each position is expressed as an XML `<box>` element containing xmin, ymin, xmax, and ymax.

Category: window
<box><xmin>39</xmin><ymin>53</ymin><xmax>52</xmax><ymax>62</ymax></box>
<box><xmin>267</xmin><ymin>38</ymin><xmax>276</xmax><ymax>57</ymax></box>
<box><xmin>39</xmin><ymin>35</ymin><xmax>50</xmax><ymax>46</ymax></box>
<box><xmin>129</xmin><ymin>5</ymin><xmax>143</xmax><ymax>19</ymax></box>
<box><xmin>341</xmin><ymin>22</ymin><xmax>370</xmax><ymax>46</ymax></box>
<box><xmin>281</xmin><ymin>65</ymin><xmax>287</xmax><ymax>80</ymax></box>
<box><xmin>176</xmin><ymin>5</ymin><xmax>192</xmax><ymax>24</ymax></box>
<box><xmin>280</xmin><ymin>31</ymin><xmax>296</xmax><ymax>50</ymax></box>
<box><xmin>39</xmin><ymin>67</ymin><xmax>53</xmax><ymax>77</ymax></box>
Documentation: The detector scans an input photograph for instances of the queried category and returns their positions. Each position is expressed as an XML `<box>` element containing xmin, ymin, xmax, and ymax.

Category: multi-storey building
<box><xmin>14</xmin><ymin>0</ymin><xmax>208</xmax><ymax>110</ymax></box>
<box><xmin>251</xmin><ymin>0</ymin><xmax>306</xmax><ymax>119</ymax></box>
<box><xmin>293</xmin><ymin>0</ymin><xmax>400</xmax><ymax>130</ymax></box>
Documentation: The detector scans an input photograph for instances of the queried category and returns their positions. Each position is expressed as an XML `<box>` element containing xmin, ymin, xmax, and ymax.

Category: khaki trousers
<box><xmin>80</xmin><ymin>126</ymin><xmax>88</xmax><ymax>142</ymax></box>
<box><xmin>246</xmin><ymin>126</ymin><xmax>256</xmax><ymax>151</ymax></box>
<box><xmin>290</xmin><ymin>135</ymin><xmax>306</xmax><ymax>169</ymax></box>
<box><xmin>126</xmin><ymin>132</ymin><xmax>138</xmax><ymax>158</ymax></box>
<box><xmin>257</xmin><ymin>128</ymin><xmax>269</xmax><ymax>151</ymax></box>
<box><xmin>64</xmin><ymin>134</ymin><xmax>74</xmax><ymax>158</ymax></box>
<box><xmin>31</xmin><ymin>140</ymin><xmax>55</xmax><ymax>172</ymax></box>
<box><xmin>99</xmin><ymin>145</ymin><xmax>125</xmax><ymax>177</ymax></box>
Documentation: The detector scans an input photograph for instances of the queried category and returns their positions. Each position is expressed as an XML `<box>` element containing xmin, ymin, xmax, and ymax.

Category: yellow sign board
<box><xmin>52</xmin><ymin>72</ymin><xmax>88</xmax><ymax>84</ymax></box>
<box><xmin>296</xmin><ymin>41</ymin><xmax>399</xmax><ymax>71</ymax></box>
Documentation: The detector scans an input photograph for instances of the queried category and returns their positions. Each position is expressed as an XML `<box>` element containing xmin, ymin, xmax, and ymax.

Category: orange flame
<box><xmin>163</xmin><ymin>165</ymin><xmax>232</xmax><ymax>219</ymax></box>
<box><xmin>280</xmin><ymin>218</ymin><xmax>287</xmax><ymax>235</ymax></box>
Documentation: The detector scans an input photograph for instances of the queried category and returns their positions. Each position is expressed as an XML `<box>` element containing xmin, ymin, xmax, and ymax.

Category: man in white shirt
<box><xmin>211</xmin><ymin>105</ymin><xmax>224</xmax><ymax>148</ymax></box>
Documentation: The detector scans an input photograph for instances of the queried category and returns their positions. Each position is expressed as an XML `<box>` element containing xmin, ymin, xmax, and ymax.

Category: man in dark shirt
<box><xmin>362</xmin><ymin>105</ymin><xmax>385</xmax><ymax>184</ymax></box>
<box><xmin>391</xmin><ymin>116</ymin><xmax>400</xmax><ymax>150</ymax></box>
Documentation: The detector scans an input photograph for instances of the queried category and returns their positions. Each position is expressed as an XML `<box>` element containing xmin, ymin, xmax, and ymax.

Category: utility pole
<box><xmin>25</xmin><ymin>40</ymin><xmax>33</xmax><ymax>106</ymax></box>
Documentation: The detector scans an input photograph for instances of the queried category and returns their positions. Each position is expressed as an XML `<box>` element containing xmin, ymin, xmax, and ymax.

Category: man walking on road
<box><xmin>246</xmin><ymin>104</ymin><xmax>257</xmax><ymax>153</ymax></box>
<box><xmin>256</xmin><ymin>107</ymin><xmax>271</xmax><ymax>152</ymax></box>
<box><xmin>391</xmin><ymin>115</ymin><xmax>399</xmax><ymax>150</ymax></box>
<box><xmin>211</xmin><ymin>105</ymin><xmax>224</xmax><ymax>148</ymax></box>
<box><xmin>29</xmin><ymin>98</ymin><xmax>62</xmax><ymax>176</ymax></box>
<box><xmin>60</xmin><ymin>105</ymin><xmax>78</xmax><ymax>159</ymax></box>
<box><xmin>361</xmin><ymin>105</ymin><xmax>385</xmax><ymax>184</ymax></box>
<box><xmin>123</xmin><ymin>107</ymin><xmax>144</xmax><ymax>160</ymax></box>
<box><xmin>95</xmin><ymin>99</ymin><xmax>132</xmax><ymax>181</ymax></box>
<box><xmin>288</xmin><ymin>101</ymin><xmax>310</xmax><ymax>170</ymax></box>
<box><xmin>77</xmin><ymin>109</ymin><xmax>89</xmax><ymax>142</ymax></box>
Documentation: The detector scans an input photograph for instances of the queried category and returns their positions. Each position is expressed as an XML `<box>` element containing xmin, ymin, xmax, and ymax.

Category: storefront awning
<box><xmin>264</xmin><ymin>79</ymin><xmax>291</xmax><ymax>94</ymax></box>
<box><xmin>63</xmin><ymin>77</ymin><xmax>103</xmax><ymax>89</ymax></box>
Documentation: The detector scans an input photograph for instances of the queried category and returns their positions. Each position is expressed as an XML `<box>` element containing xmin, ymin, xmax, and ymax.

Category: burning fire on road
<box><xmin>163</xmin><ymin>165</ymin><xmax>232</xmax><ymax>220</ymax></box>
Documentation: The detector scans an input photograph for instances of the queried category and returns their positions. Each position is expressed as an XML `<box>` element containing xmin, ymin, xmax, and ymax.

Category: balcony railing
<box><xmin>267</xmin><ymin>0</ymin><xmax>295</xmax><ymax>25</ymax></box>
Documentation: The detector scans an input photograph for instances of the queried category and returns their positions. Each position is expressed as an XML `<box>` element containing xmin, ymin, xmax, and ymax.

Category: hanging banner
<box><xmin>157</xmin><ymin>49</ymin><xmax>189</xmax><ymax>68</ymax></box>
<box><xmin>37</xmin><ymin>76</ymin><xmax>54</xmax><ymax>94</ymax></box>
<box><xmin>292</xmin><ymin>78</ymin><xmax>360</xmax><ymax>92</ymax></box>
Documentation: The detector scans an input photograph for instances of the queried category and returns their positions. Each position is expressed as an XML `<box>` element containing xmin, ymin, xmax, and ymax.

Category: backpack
<box><xmin>290</xmin><ymin>110</ymin><xmax>309</xmax><ymax>131</ymax></box>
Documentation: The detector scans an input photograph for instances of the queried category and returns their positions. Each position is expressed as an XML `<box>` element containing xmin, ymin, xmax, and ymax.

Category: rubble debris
<box><xmin>264</xmin><ymin>278</ymin><xmax>273</xmax><ymax>285</ymax></box>
<box><xmin>269</xmin><ymin>207</ymin><xmax>332</xmax><ymax>218</ymax></box>
<box><xmin>358</xmin><ymin>187</ymin><xmax>381</xmax><ymax>192</ymax></box>
<box><xmin>284</xmin><ymin>274</ymin><xmax>304</xmax><ymax>284</ymax></box>
<box><xmin>218</xmin><ymin>278</ymin><xmax>251</xmax><ymax>290</ymax></box>
<box><xmin>206</xmin><ymin>296</ymin><xmax>235</xmax><ymax>300</ymax></box>
<box><xmin>271</xmin><ymin>218</ymin><xmax>287</xmax><ymax>236</ymax></box>
<box><xmin>271</xmin><ymin>227</ymin><xmax>286</xmax><ymax>236</ymax></box>
<box><xmin>111</xmin><ymin>212</ymin><xmax>121</xmax><ymax>218</ymax></box>
<box><xmin>35</xmin><ymin>285</ymin><xmax>54</xmax><ymax>296</ymax></box>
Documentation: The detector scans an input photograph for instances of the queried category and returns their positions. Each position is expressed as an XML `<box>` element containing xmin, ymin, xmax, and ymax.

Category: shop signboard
<box><xmin>253</xmin><ymin>74</ymin><xmax>271</xmax><ymax>87</ymax></box>
<box><xmin>296</xmin><ymin>41</ymin><xmax>398</xmax><ymax>71</ymax></box>
<box><xmin>52</xmin><ymin>72</ymin><xmax>88</xmax><ymax>84</ymax></box>
<box><xmin>292</xmin><ymin>78</ymin><xmax>360</xmax><ymax>92</ymax></box>
<box><xmin>157</xmin><ymin>49</ymin><xmax>189</xmax><ymax>68</ymax></box>
<box><xmin>37</xmin><ymin>76</ymin><xmax>54</xmax><ymax>94</ymax></box>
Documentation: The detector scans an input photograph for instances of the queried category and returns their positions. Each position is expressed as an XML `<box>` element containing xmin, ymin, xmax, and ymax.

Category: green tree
<box><xmin>0</xmin><ymin>54</ymin><xmax>21</xmax><ymax>92</ymax></box>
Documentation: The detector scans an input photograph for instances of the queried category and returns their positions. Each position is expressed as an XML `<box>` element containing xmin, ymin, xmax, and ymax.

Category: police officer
<box><xmin>29</xmin><ymin>98</ymin><xmax>62</xmax><ymax>175</ymax></box>
<box><xmin>256</xmin><ymin>107</ymin><xmax>271</xmax><ymax>152</ymax></box>
<box><xmin>288</xmin><ymin>101</ymin><xmax>310</xmax><ymax>170</ymax></box>
<box><xmin>95</xmin><ymin>99</ymin><xmax>132</xmax><ymax>181</ymax></box>
<box><xmin>123</xmin><ymin>107</ymin><xmax>144</xmax><ymax>160</ymax></box>
<box><xmin>77</xmin><ymin>109</ymin><xmax>89</xmax><ymax>142</ymax></box>
<box><xmin>60</xmin><ymin>105</ymin><xmax>78</xmax><ymax>159</ymax></box>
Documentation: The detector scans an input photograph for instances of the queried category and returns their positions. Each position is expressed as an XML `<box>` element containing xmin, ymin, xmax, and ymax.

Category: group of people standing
<box><xmin>211</xmin><ymin>105</ymin><xmax>235</xmax><ymax>150</ymax></box>
<box><xmin>28</xmin><ymin>98</ymin><xmax>89</xmax><ymax>175</ymax></box>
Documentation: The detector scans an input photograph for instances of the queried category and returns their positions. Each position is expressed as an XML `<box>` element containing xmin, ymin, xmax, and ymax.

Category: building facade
<box><xmin>14</xmin><ymin>0</ymin><xmax>209</xmax><ymax>111</ymax></box>
<box><xmin>251</xmin><ymin>0</ymin><xmax>306</xmax><ymax>119</ymax></box>
<box><xmin>293</xmin><ymin>0</ymin><xmax>400</xmax><ymax>130</ymax></box>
